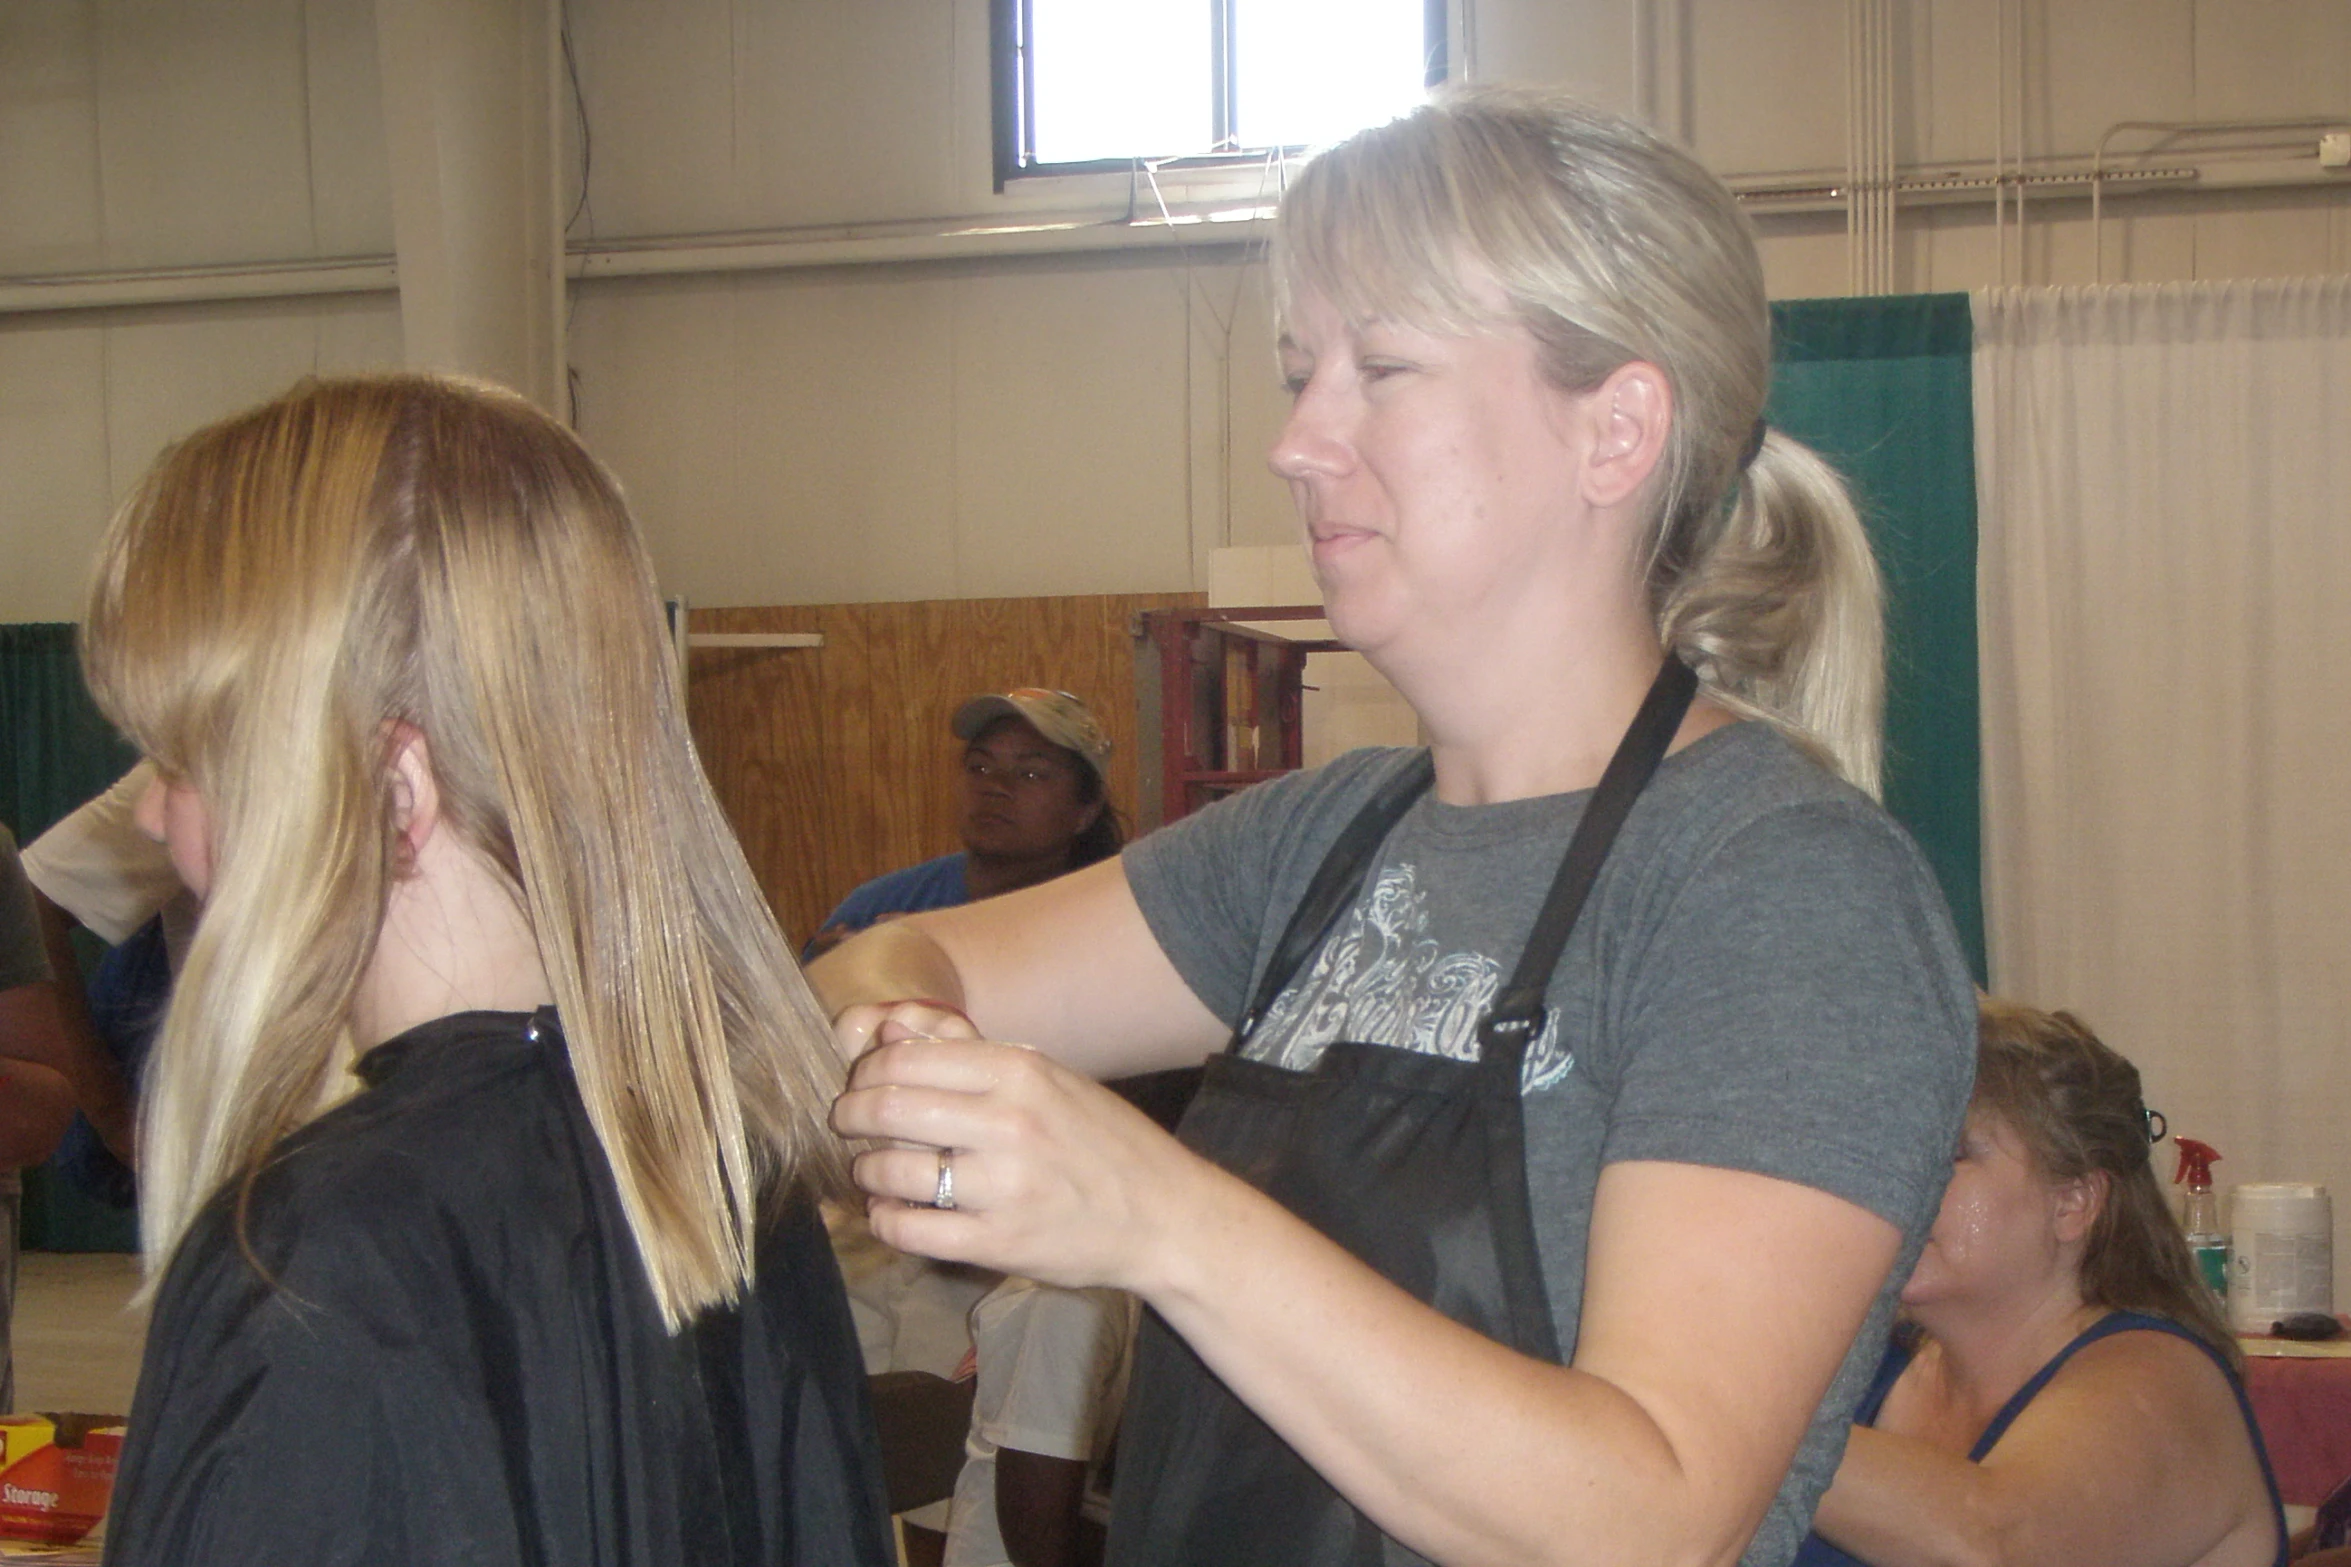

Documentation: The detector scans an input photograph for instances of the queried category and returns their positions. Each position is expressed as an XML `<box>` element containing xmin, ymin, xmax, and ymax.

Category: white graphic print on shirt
<box><xmin>1249</xmin><ymin>863</ymin><xmax>1573</xmax><ymax>1091</ymax></box>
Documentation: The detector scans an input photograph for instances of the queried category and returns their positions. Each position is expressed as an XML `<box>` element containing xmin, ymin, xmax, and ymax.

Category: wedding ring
<box><xmin>931</xmin><ymin>1148</ymin><xmax>957</xmax><ymax>1211</ymax></box>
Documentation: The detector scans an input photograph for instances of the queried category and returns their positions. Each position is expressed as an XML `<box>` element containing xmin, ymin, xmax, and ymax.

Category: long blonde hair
<box><xmin>1274</xmin><ymin>86</ymin><xmax>1885</xmax><ymax>794</ymax></box>
<box><xmin>84</xmin><ymin>373</ymin><xmax>845</xmax><ymax>1328</ymax></box>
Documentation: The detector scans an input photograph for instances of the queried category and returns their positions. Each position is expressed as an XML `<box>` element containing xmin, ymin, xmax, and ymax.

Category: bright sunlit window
<box><xmin>994</xmin><ymin>0</ymin><xmax>1442</xmax><ymax>182</ymax></box>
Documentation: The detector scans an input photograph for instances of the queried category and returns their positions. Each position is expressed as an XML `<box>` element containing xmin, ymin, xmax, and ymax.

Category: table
<box><xmin>2242</xmin><ymin>1341</ymin><xmax>2351</xmax><ymax>1508</ymax></box>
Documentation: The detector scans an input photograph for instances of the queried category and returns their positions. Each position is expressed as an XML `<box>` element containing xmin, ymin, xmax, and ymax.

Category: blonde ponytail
<box><xmin>1658</xmin><ymin>432</ymin><xmax>1885</xmax><ymax>796</ymax></box>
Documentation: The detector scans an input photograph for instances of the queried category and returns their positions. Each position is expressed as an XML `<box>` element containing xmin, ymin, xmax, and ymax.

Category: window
<box><xmin>992</xmin><ymin>0</ymin><xmax>1446</xmax><ymax>186</ymax></box>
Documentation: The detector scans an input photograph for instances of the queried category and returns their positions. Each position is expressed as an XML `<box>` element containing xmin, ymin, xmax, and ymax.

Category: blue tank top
<box><xmin>1789</xmin><ymin>1310</ymin><xmax>2287</xmax><ymax>1567</ymax></box>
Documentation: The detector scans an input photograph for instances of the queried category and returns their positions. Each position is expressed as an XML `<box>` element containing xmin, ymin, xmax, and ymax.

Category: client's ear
<box><xmin>2052</xmin><ymin>1169</ymin><xmax>2109</xmax><ymax>1245</ymax></box>
<box><xmin>383</xmin><ymin>723</ymin><xmax>442</xmax><ymax>878</ymax></box>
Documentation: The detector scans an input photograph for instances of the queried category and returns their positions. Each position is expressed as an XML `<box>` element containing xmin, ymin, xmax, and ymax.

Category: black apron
<box><xmin>1107</xmin><ymin>657</ymin><xmax>1700</xmax><ymax>1567</ymax></box>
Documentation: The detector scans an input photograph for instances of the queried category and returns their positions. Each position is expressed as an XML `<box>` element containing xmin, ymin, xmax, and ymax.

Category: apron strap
<box><xmin>1230</xmin><ymin>751</ymin><xmax>1437</xmax><ymax>1049</ymax></box>
<box><xmin>1477</xmin><ymin>656</ymin><xmax>1698</xmax><ymax>1062</ymax></box>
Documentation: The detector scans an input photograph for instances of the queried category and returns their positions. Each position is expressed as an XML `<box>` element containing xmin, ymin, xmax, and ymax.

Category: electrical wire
<box><xmin>562</xmin><ymin>6</ymin><xmax>593</xmax><ymax>237</ymax></box>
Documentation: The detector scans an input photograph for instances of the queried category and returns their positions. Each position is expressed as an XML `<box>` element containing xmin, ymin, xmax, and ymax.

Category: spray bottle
<box><xmin>2174</xmin><ymin>1138</ymin><xmax>2228</xmax><ymax>1298</ymax></box>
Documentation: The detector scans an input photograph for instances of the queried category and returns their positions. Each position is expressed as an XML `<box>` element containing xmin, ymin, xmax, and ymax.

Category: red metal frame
<box><xmin>1136</xmin><ymin>606</ymin><xmax>1344</xmax><ymax>824</ymax></box>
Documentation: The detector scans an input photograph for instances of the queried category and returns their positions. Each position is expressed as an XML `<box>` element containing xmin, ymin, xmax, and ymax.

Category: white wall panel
<box><xmin>310</xmin><ymin>292</ymin><xmax>405</xmax><ymax>370</ymax></box>
<box><xmin>2092</xmin><ymin>202</ymin><xmax>2200</xmax><ymax>285</ymax></box>
<box><xmin>1213</xmin><ymin>262</ymin><xmax>1301</xmax><ymax>553</ymax></box>
<box><xmin>304</xmin><ymin>0</ymin><xmax>392</xmax><ymax>256</ymax></box>
<box><xmin>1914</xmin><ymin>206</ymin><xmax>1998</xmax><ymax>292</ymax></box>
<box><xmin>2021</xmin><ymin>198</ymin><xmax>2199</xmax><ymax>285</ymax></box>
<box><xmin>948</xmin><ymin>259</ymin><xmax>1192</xmax><ymax>599</ymax></box>
<box><xmin>577</xmin><ymin>273</ymin><xmax>942</xmax><ymax>607</ymax></box>
<box><xmin>2191</xmin><ymin>0</ymin><xmax>2351</xmax><ymax>123</ymax></box>
<box><xmin>1757</xmin><ymin>218</ymin><xmax>1854</xmax><ymax>301</ymax></box>
<box><xmin>1472</xmin><ymin>0</ymin><xmax>1637</xmax><ymax>113</ymax></box>
<box><xmin>2191</xmin><ymin>190</ymin><xmax>2346</xmax><ymax>282</ymax></box>
<box><xmin>1688</xmin><ymin>0</ymin><xmax>1848</xmax><ymax>173</ymax></box>
<box><xmin>567</xmin><ymin>277</ymin><xmax>745</xmax><ymax>594</ymax></box>
<box><xmin>2038</xmin><ymin>0</ymin><xmax>2194</xmax><ymax>156</ymax></box>
<box><xmin>1917</xmin><ymin>0</ymin><xmax>1998</xmax><ymax>166</ymax></box>
<box><xmin>0</xmin><ymin>295</ymin><xmax>398</xmax><ymax>623</ymax></box>
<box><xmin>0</xmin><ymin>324</ymin><xmax>111</xmax><ymax>623</ymax></box>
<box><xmin>1909</xmin><ymin>202</ymin><xmax>2210</xmax><ymax>293</ymax></box>
<box><xmin>721</xmin><ymin>268</ymin><xmax>961</xmax><ymax>603</ymax></box>
<box><xmin>571</xmin><ymin>270</ymin><xmax>966</xmax><ymax>607</ymax></box>
<box><xmin>561</xmin><ymin>0</ymin><xmax>740</xmax><ymax>238</ymax></box>
<box><xmin>98</xmin><ymin>300</ymin><xmax>359</xmax><ymax>497</ymax></box>
<box><xmin>94</xmin><ymin>0</ymin><xmax>319</xmax><ymax>269</ymax></box>
<box><xmin>567</xmin><ymin>0</ymin><xmax>963</xmax><ymax>239</ymax></box>
<box><xmin>0</xmin><ymin>3</ymin><xmax>105</xmax><ymax>275</ymax></box>
<box><xmin>571</xmin><ymin>255</ymin><xmax>1208</xmax><ymax>607</ymax></box>
<box><xmin>728</xmin><ymin>0</ymin><xmax>963</xmax><ymax>228</ymax></box>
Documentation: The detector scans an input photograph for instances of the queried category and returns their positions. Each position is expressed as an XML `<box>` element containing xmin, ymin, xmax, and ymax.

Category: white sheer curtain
<box><xmin>1975</xmin><ymin>276</ymin><xmax>2351</xmax><ymax>1305</ymax></box>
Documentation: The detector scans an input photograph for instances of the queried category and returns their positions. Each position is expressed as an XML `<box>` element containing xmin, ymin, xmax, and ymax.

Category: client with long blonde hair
<box><xmin>85</xmin><ymin>374</ymin><xmax>892</xmax><ymax>1566</ymax></box>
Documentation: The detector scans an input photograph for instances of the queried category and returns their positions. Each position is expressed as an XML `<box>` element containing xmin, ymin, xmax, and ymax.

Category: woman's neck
<box><xmin>1377</xmin><ymin>603</ymin><xmax>1731</xmax><ymax>806</ymax></box>
<box><xmin>1903</xmin><ymin>1285</ymin><xmax>2106</xmax><ymax>1437</ymax></box>
<box><xmin>351</xmin><ymin>830</ymin><xmax>555</xmax><ymax>1050</ymax></box>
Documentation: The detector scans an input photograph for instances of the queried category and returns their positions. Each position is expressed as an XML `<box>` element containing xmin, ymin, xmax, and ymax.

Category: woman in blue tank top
<box><xmin>1796</xmin><ymin>999</ymin><xmax>2287</xmax><ymax>1567</ymax></box>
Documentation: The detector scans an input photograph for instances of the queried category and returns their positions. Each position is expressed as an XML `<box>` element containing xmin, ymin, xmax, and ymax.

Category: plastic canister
<box><xmin>2226</xmin><ymin>1183</ymin><xmax>2334</xmax><ymax>1334</ymax></box>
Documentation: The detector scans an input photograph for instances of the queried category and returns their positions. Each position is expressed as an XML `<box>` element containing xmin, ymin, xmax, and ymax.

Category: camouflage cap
<box><xmin>951</xmin><ymin>688</ymin><xmax>1112</xmax><ymax>780</ymax></box>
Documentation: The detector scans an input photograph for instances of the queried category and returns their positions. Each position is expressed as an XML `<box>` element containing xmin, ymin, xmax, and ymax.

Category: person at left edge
<box><xmin>802</xmin><ymin>689</ymin><xmax>1124</xmax><ymax>960</ymax></box>
<box><xmin>87</xmin><ymin>373</ymin><xmax>893</xmax><ymax>1567</ymax></box>
<box><xmin>0</xmin><ymin>825</ymin><xmax>80</xmax><ymax>1413</ymax></box>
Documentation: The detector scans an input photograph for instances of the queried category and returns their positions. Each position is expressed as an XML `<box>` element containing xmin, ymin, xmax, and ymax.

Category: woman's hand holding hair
<box><xmin>810</xmin><ymin>915</ymin><xmax>981</xmax><ymax>1065</ymax></box>
<box><xmin>830</xmin><ymin>1026</ymin><xmax>1209</xmax><ymax>1294</ymax></box>
<box><xmin>829</xmin><ymin>997</ymin><xmax>980</xmax><ymax>1065</ymax></box>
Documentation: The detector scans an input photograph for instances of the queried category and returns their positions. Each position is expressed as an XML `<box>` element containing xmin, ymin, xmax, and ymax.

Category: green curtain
<box><xmin>1</xmin><ymin>624</ymin><xmax>137</xmax><ymax>844</ymax></box>
<box><xmin>1</xmin><ymin>623</ymin><xmax>141</xmax><ymax>1251</ymax></box>
<box><xmin>1768</xmin><ymin>294</ymin><xmax>1985</xmax><ymax>981</ymax></box>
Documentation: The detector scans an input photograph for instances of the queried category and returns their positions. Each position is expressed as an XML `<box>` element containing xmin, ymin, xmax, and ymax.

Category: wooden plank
<box><xmin>685</xmin><ymin>603</ymin><xmax>858</xmax><ymax>950</ymax></box>
<box><xmin>689</xmin><ymin>632</ymin><xmax>825</xmax><ymax>649</ymax></box>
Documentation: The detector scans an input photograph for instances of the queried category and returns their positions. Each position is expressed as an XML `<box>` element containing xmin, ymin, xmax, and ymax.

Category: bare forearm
<box><xmin>0</xmin><ymin>965</ymin><xmax>133</xmax><ymax>1161</ymax></box>
<box><xmin>810</xmin><ymin>865</ymin><xmax>1225</xmax><ymax>1077</ymax></box>
<box><xmin>1811</xmin><ymin>1428</ymin><xmax>2008</xmax><ymax>1567</ymax></box>
<box><xmin>28</xmin><ymin>901</ymin><xmax>136</xmax><ymax>1148</ymax></box>
<box><xmin>807</xmin><ymin>922</ymin><xmax>968</xmax><ymax>1024</ymax></box>
<box><xmin>0</xmin><ymin>1058</ymin><xmax>77</xmax><ymax>1169</ymax></box>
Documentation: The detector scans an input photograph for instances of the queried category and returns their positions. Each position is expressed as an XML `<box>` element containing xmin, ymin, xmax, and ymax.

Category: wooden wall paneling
<box><xmin>685</xmin><ymin>602</ymin><xmax>860</xmax><ymax>949</ymax></box>
<box><xmin>687</xmin><ymin>592</ymin><xmax>1201</xmax><ymax>951</ymax></box>
<box><xmin>811</xmin><ymin>601</ymin><xmax>883</xmax><ymax>926</ymax></box>
<box><xmin>862</xmin><ymin>599</ymin><xmax>956</xmax><ymax>878</ymax></box>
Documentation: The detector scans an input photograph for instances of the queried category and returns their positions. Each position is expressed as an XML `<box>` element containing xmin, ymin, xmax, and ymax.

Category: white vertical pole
<box><xmin>374</xmin><ymin>0</ymin><xmax>566</xmax><ymax>415</ymax></box>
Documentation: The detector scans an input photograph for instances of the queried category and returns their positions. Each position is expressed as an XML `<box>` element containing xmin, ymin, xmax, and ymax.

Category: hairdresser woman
<box><xmin>819</xmin><ymin>88</ymin><xmax>1974</xmax><ymax>1567</ymax></box>
<box><xmin>1796</xmin><ymin>1001</ymin><xmax>2285</xmax><ymax>1567</ymax></box>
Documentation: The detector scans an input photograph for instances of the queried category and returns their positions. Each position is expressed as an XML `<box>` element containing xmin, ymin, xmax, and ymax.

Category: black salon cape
<box><xmin>105</xmin><ymin>1009</ymin><xmax>893</xmax><ymax>1567</ymax></box>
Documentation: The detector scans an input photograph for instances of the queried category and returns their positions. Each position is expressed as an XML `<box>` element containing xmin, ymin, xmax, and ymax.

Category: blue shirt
<box><xmin>804</xmin><ymin>854</ymin><xmax>970</xmax><ymax>960</ymax></box>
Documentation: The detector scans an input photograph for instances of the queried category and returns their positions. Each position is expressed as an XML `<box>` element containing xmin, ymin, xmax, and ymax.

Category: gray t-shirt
<box><xmin>1124</xmin><ymin>722</ymin><xmax>1975</xmax><ymax>1567</ymax></box>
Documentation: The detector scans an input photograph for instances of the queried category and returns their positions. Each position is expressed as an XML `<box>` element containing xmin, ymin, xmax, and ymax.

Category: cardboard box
<box><xmin>0</xmin><ymin>1416</ymin><xmax>124</xmax><ymax>1546</ymax></box>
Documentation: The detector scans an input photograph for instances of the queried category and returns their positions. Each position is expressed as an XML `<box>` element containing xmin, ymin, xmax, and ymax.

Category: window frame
<box><xmin>989</xmin><ymin>0</ymin><xmax>1449</xmax><ymax>192</ymax></box>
